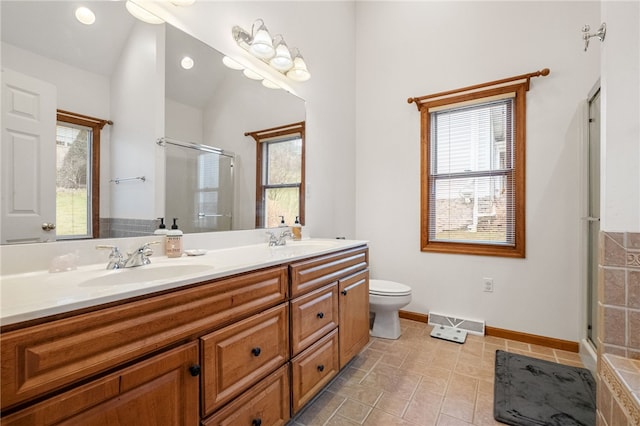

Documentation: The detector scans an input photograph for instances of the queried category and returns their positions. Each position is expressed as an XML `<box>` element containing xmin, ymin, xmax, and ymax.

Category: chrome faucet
<box><xmin>97</xmin><ymin>241</ymin><xmax>160</xmax><ymax>269</ymax></box>
<box><xmin>266</xmin><ymin>229</ymin><xmax>293</xmax><ymax>247</ymax></box>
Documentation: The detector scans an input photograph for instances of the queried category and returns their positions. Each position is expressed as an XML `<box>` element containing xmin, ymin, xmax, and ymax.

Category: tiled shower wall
<box><xmin>597</xmin><ymin>231</ymin><xmax>640</xmax><ymax>426</ymax></box>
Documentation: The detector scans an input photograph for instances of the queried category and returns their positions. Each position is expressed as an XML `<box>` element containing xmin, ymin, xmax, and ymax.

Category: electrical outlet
<box><xmin>483</xmin><ymin>278</ymin><xmax>494</xmax><ymax>292</ymax></box>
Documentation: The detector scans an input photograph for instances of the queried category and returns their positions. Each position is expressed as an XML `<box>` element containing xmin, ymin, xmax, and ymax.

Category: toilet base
<box><xmin>370</xmin><ymin>310</ymin><xmax>402</xmax><ymax>340</ymax></box>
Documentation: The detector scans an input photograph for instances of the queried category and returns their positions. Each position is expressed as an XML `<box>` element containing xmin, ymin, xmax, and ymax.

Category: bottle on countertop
<box><xmin>166</xmin><ymin>218</ymin><xmax>183</xmax><ymax>258</ymax></box>
<box><xmin>154</xmin><ymin>218</ymin><xmax>168</xmax><ymax>235</ymax></box>
<box><xmin>278</xmin><ymin>216</ymin><xmax>287</xmax><ymax>227</ymax></box>
<box><xmin>292</xmin><ymin>216</ymin><xmax>302</xmax><ymax>240</ymax></box>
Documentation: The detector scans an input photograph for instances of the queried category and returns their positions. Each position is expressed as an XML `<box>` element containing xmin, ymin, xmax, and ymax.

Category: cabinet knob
<box><xmin>188</xmin><ymin>364</ymin><xmax>201</xmax><ymax>377</ymax></box>
<box><xmin>252</xmin><ymin>419</ymin><xmax>262</xmax><ymax>426</ymax></box>
<box><xmin>341</xmin><ymin>289</ymin><xmax>348</xmax><ymax>296</ymax></box>
<box><xmin>317</xmin><ymin>312</ymin><xmax>324</xmax><ymax>319</ymax></box>
<box><xmin>317</xmin><ymin>364</ymin><xmax>325</xmax><ymax>372</ymax></box>
<box><xmin>251</xmin><ymin>347</ymin><xmax>261</xmax><ymax>357</ymax></box>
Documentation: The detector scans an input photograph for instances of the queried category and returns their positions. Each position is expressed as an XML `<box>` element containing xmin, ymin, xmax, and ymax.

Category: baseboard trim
<box><xmin>399</xmin><ymin>310</ymin><xmax>579</xmax><ymax>353</ymax></box>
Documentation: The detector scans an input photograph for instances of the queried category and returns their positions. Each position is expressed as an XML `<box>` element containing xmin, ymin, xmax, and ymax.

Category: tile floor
<box><xmin>291</xmin><ymin>319</ymin><xmax>586</xmax><ymax>426</ymax></box>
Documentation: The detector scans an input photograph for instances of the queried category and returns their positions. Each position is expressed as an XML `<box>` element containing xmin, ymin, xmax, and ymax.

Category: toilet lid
<box><xmin>369</xmin><ymin>279</ymin><xmax>412</xmax><ymax>296</ymax></box>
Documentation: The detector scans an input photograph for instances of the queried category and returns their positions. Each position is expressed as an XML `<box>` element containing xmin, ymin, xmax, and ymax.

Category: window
<box><xmin>419</xmin><ymin>83</ymin><xmax>527</xmax><ymax>257</ymax></box>
<box><xmin>246</xmin><ymin>122</ymin><xmax>305</xmax><ymax>228</ymax></box>
<box><xmin>56</xmin><ymin>110</ymin><xmax>110</xmax><ymax>239</ymax></box>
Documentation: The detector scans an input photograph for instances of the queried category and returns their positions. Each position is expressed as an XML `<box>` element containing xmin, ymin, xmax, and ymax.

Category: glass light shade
<box><xmin>125</xmin><ymin>1</ymin><xmax>164</xmax><ymax>24</ymax></box>
<box><xmin>269</xmin><ymin>37</ymin><xmax>293</xmax><ymax>72</ymax></box>
<box><xmin>75</xmin><ymin>7</ymin><xmax>95</xmax><ymax>25</ymax></box>
<box><xmin>249</xmin><ymin>22</ymin><xmax>274</xmax><ymax>59</ymax></box>
<box><xmin>222</xmin><ymin>56</ymin><xmax>244</xmax><ymax>71</ymax></box>
<box><xmin>262</xmin><ymin>79</ymin><xmax>281</xmax><ymax>89</ymax></box>
<box><xmin>169</xmin><ymin>0</ymin><xmax>196</xmax><ymax>5</ymax></box>
<box><xmin>286</xmin><ymin>55</ymin><xmax>311</xmax><ymax>82</ymax></box>
<box><xmin>180</xmin><ymin>56</ymin><xmax>194</xmax><ymax>70</ymax></box>
<box><xmin>242</xmin><ymin>68</ymin><xmax>263</xmax><ymax>81</ymax></box>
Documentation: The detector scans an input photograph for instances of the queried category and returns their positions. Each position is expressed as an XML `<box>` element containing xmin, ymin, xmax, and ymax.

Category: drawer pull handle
<box><xmin>317</xmin><ymin>312</ymin><xmax>324</xmax><ymax>319</ymax></box>
<box><xmin>317</xmin><ymin>364</ymin><xmax>325</xmax><ymax>372</ymax></box>
<box><xmin>252</xmin><ymin>419</ymin><xmax>262</xmax><ymax>426</ymax></box>
<box><xmin>188</xmin><ymin>364</ymin><xmax>201</xmax><ymax>377</ymax></box>
<box><xmin>341</xmin><ymin>289</ymin><xmax>348</xmax><ymax>296</ymax></box>
<box><xmin>251</xmin><ymin>347</ymin><xmax>261</xmax><ymax>357</ymax></box>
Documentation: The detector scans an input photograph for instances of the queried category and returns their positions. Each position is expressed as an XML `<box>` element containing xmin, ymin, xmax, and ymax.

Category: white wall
<box><xmin>110</xmin><ymin>22</ymin><xmax>165</xmax><ymax>220</ymax></box>
<box><xmin>354</xmin><ymin>1</ymin><xmax>600</xmax><ymax>341</ymax></box>
<box><xmin>601</xmin><ymin>1</ymin><xmax>640</xmax><ymax>232</ymax></box>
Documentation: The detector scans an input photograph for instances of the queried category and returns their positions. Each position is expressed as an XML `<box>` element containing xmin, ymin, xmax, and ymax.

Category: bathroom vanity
<box><xmin>0</xmin><ymin>240</ymin><xmax>369</xmax><ymax>425</ymax></box>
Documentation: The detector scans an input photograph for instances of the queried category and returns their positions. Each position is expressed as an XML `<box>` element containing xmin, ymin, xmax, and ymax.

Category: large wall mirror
<box><xmin>0</xmin><ymin>1</ymin><xmax>305</xmax><ymax>244</ymax></box>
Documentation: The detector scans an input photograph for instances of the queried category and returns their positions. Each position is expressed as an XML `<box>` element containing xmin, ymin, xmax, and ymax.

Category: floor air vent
<box><xmin>428</xmin><ymin>312</ymin><xmax>485</xmax><ymax>336</ymax></box>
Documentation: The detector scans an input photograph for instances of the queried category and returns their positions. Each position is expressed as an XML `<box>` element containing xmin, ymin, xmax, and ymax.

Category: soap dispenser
<box><xmin>292</xmin><ymin>216</ymin><xmax>302</xmax><ymax>240</ymax></box>
<box><xmin>166</xmin><ymin>218</ymin><xmax>183</xmax><ymax>258</ymax></box>
<box><xmin>278</xmin><ymin>216</ymin><xmax>287</xmax><ymax>227</ymax></box>
<box><xmin>154</xmin><ymin>218</ymin><xmax>168</xmax><ymax>235</ymax></box>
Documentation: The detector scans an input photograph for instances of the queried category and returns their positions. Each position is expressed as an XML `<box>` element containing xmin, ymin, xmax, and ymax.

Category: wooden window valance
<box><xmin>407</xmin><ymin>68</ymin><xmax>550</xmax><ymax>111</ymax></box>
<box><xmin>57</xmin><ymin>109</ymin><xmax>113</xmax><ymax>130</ymax></box>
<box><xmin>244</xmin><ymin>121</ymin><xmax>305</xmax><ymax>143</ymax></box>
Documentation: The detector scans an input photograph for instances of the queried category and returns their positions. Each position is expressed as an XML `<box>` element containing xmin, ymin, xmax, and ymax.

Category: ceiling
<box><xmin>1</xmin><ymin>1</ymin><xmax>135</xmax><ymax>76</ymax></box>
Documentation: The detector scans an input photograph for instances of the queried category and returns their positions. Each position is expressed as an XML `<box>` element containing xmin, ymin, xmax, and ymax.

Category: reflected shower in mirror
<box><xmin>0</xmin><ymin>1</ymin><xmax>305</xmax><ymax>244</ymax></box>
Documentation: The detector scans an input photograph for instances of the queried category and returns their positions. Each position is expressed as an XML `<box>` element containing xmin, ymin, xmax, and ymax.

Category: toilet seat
<box><xmin>369</xmin><ymin>279</ymin><xmax>412</xmax><ymax>297</ymax></box>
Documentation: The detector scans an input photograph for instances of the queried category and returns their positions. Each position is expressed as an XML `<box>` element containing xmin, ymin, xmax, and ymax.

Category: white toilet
<box><xmin>369</xmin><ymin>279</ymin><xmax>412</xmax><ymax>339</ymax></box>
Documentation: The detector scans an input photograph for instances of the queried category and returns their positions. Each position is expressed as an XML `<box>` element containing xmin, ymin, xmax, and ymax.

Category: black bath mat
<box><xmin>494</xmin><ymin>350</ymin><xmax>596</xmax><ymax>426</ymax></box>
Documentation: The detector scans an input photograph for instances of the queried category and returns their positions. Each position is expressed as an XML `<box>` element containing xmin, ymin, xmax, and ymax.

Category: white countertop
<box><xmin>0</xmin><ymin>239</ymin><xmax>367</xmax><ymax>327</ymax></box>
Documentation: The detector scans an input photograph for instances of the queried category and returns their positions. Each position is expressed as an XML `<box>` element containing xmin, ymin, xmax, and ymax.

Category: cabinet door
<box><xmin>290</xmin><ymin>283</ymin><xmax>338</xmax><ymax>356</ymax></box>
<box><xmin>202</xmin><ymin>364</ymin><xmax>290</xmax><ymax>426</ymax></box>
<box><xmin>338</xmin><ymin>270</ymin><xmax>370</xmax><ymax>369</ymax></box>
<box><xmin>2</xmin><ymin>342</ymin><xmax>200</xmax><ymax>426</ymax></box>
<box><xmin>291</xmin><ymin>329</ymin><xmax>339</xmax><ymax>414</ymax></box>
<box><xmin>201</xmin><ymin>303</ymin><xmax>289</xmax><ymax>416</ymax></box>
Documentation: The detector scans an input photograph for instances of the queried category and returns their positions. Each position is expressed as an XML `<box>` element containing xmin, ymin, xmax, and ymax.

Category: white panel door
<box><xmin>1</xmin><ymin>68</ymin><xmax>57</xmax><ymax>244</ymax></box>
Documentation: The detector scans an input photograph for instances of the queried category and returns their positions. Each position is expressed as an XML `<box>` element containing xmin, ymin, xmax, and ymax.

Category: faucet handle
<box><xmin>96</xmin><ymin>245</ymin><xmax>124</xmax><ymax>269</ymax></box>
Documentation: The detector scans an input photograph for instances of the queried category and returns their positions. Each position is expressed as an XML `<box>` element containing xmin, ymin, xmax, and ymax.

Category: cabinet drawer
<box><xmin>0</xmin><ymin>266</ymin><xmax>287</xmax><ymax>410</ymax></box>
<box><xmin>2</xmin><ymin>342</ymin><xmax>200</xmax><ymax>426</ymax></box>
<box><xmin>201</xmin><ymin>303</ymin><xmax>289</xmax><ymax>416</ymax></box>
<box><xmin>202</xmin><ymin>364</ymin><xmax>290</xmax><ymax>426</ymax></box>
<box><xmin>290</xmin><ymin>283</ymin><xmax>338</xmax><ymax>356</ymax></box>
<box><xmin>290</xmin><ymin>246</ymin><xmax>368</xmax><ymax>297</ymax></box>
<box><xmin>291</xmin><ymin>329</ymin><xmax>339</xmax><ymax>414</ymax></box>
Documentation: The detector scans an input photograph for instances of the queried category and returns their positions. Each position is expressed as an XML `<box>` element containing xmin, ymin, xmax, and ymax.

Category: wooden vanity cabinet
<box><xmin>288</xmin><ymin>246</ymin><xmax>370</xmax><ymax>415</ymax></box>
<box><xmin>0</xmin><ymin>245</ymin><xmax>370</xmax><ymax>424</ymax></box>
<box><xmin>1</xmin><ymin>342</ymin><xmax>200</xmax><ymax>426</ymax></box>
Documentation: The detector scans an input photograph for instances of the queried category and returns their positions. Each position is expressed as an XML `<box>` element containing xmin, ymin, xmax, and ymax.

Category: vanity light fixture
<box><xmin>222</xmin><ymin>56</ymin><xmax>244</xmax><ymax>71</ymax></box>
<box><xmin>125</xmin><ymin>1</ymin><xmax>164</xmax><ymax>24</ymax></box>
<box><xmin>232</xmin><ymin>19</ymin><xmax>311</xmax><ymax>82</ymax></box>
<box><xmin>169</xmin><ymin>0</ymin><xmax>196</xmax><ymax>6</ymax></box>
<box><xmin>75</xmin><ymin>6</ymin><xmax>96</xmax><ymax>25</ymax></box>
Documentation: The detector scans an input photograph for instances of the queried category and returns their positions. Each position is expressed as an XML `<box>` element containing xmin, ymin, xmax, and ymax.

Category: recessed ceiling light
<box><xmin>181</xmin><ymin>56</ymin><xmax>194</xmax><ymax>70</ymax></box>
<box><xmin>75</xmin><ymin>6</ymin><xmax>96</xmax><ymax>25</ymax></box>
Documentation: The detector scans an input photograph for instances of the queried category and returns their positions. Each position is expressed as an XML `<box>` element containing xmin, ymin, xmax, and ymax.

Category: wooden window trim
<box><xmin>420</xmin><ymin>83</ymin><xmax>526</xmax><ymax>258</ymax></box>
<box><xmin>56</xmin><ymin>110</ymin><xmax>112</xmax><ymax>239</ymax></box>
<box><xmin>246</xmin><ymin>122</ymin><xmax>305</xmax><ymax>228</ymax></box>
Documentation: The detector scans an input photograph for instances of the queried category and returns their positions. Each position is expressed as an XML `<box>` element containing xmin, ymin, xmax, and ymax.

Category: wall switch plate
<box><xmin>483</xmin><ymin>278</ymin><xmax>494</xmax><ymax>292</ymax></box>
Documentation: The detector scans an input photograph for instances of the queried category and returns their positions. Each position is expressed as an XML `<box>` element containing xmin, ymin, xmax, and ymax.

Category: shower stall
<box><xmin>159</xmin><ymin>137</ymin><xmax>235</xmax><ymax>234</ymax></box>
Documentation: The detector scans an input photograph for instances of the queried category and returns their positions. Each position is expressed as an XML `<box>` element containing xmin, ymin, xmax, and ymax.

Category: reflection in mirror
<box><xmin>0</xmin><ymin>1</ymin><xmax>305</xmax><ymax>244</ymax></box>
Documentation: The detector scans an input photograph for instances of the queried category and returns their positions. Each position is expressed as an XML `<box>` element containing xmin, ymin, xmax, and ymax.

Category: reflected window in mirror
<box><xmin>56</xmin><ymin>110</ymin><xmax>111</xmax><ymax>240</ymax></box>
<box><xmin>247</xmin><ymin>122</ymin><xmax>305</xmax><ymax>228</ymax></box>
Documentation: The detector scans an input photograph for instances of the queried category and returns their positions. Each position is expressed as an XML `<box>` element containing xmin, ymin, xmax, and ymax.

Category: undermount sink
<box><xmin>79</xmin><ymin>264</ymin><xmax>215</xmax><ymax>287</ymax></box>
